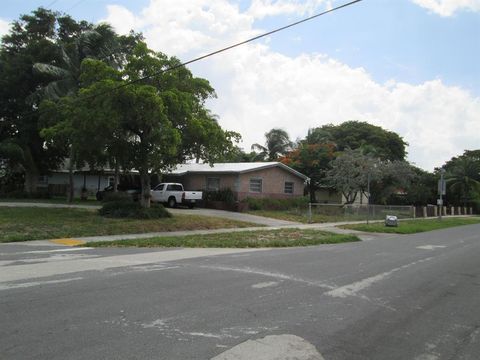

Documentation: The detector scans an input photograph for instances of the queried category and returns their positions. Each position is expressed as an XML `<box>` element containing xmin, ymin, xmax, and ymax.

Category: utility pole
<box><xmin>367</xmin><ymin>171</ymin><xmax>371</xmax><ymax>225</ymax></box>
<box><xmin>438</xmin><ymin>168</ymin><xmax>446</xmax><ymax>220</ymax></box>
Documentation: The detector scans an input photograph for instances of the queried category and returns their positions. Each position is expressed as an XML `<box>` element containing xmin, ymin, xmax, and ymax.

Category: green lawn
<box><xmin>86</xmin><ymin>228</ymin><xmax>360</xmax><ymax>248</ymax></box>
<box><xmin>340</xmin><ymin>217</ymin><xmax>480</xmax><ymax>234</ymax></box>
<box><xmin>247</xmin><ymin>210</ymin><xmax>363</xmax><ymax>224</ymax></box>
<box><xmin>0</xmin><ymin>207</ymin><xmax>258</xmax><ymax>243</ymax></box>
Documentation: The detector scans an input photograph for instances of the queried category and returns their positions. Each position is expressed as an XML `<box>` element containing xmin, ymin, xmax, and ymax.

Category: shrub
<box><xmin>102</xmin><ymin>191</ymin><xmax>133</xmax><ymax>202</ymax></box>
<box><xmin>243</xmin><ymin>196</ymin><xmax>309</xmax><ymax>211</ymax></box>
<box><xmin>204</xmin><ymin>188</ymin><xmax>236</xmax><ymax>205</ymax></box>
<box><xmin>98</xmin><ymin>200</ymin><xmax>172</xmax><ymax>219</ymax></box>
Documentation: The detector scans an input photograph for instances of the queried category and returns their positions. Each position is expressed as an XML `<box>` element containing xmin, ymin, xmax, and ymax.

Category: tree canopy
<box><xmin>442</xmin><ymin>150</ymin><xmax>480</xmax><ymax>207</ymax></box>
<box><xmin>306</xmin><ymin>121</ymin><xmax>408</xmax><ymax>161</ymax></box>
<box><xmin>252</xmin><ymin>128</ymin><xmax>293</xmax><ymax>161</ymax></box>
<box><xmin>1</xmin><ymin>8</ymin><xmax>240</xmax><ymax>203</ymax></box>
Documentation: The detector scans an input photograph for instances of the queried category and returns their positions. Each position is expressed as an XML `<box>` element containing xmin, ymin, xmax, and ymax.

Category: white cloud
<box><xmin>0</xmin><ymin>18</ymin><xmax>10</xmax><ymax>38</ymax></box>
<box><xmin>202</xmin><ymin>46</ymin><xmax>480</xmax><ymax>170</ymax></box>
<box><xmin>100</xmin><ymin>0</ymin><xmax>480</xmax><ymax>170</ymax></box>
<box><xmin>247</xmin><ymin>0</ymin><xmax>331</xmax><ymax>19</ymax></box>
<box><xmin>411</xmin><ymin>0</ymin><xmax>480</xmax><ymax>16</ymax></box>
<box><xmin>100</xmin><ymin>5</ymin><xmax>138</xmax><ymax>35</ymax></box>
<box><xmin>102</xmin><ymin>0</ymin><xmax>258</xmax><ymax>56</ymax></box>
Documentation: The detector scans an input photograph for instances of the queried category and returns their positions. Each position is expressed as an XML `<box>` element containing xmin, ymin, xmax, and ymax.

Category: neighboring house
<box><xmin>163</xmin><ymin>162</ymin><xmax>308</xmax><ymax>201</ymax></box>
<box><xmin>315</xmin><ymin>188</ymin><xmax>367</xmax><ymax>205</ymax></box>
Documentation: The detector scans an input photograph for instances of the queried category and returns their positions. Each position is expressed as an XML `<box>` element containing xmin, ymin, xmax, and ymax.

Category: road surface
<box><xmin>1</xmin><ymin>224</ymin><xmax>479</xmax><ymax>359</ymax></box>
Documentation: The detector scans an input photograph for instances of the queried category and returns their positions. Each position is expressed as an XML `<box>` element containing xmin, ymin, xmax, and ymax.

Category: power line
<box><xmin>45</xmin><ymin>0</ymin><xmax>60</xmax><ymax>8</ymax></box>
<box><xmin>66</xmin><ymin>0</ymin><xmax>87</xmax><ymax>12</ymax></box>
<box><xmin>75</xmin><ymin>0</ymin><xmax>363</xmax><ymax>102</ymax></box>
<box><xmin>22</xmin><ymin>0</ymin><xmax>363</xmax><ymax>118</ymax></box>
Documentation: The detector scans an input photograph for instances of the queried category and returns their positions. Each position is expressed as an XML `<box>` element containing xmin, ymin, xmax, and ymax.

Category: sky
<box><xmin>1</xmin><ymin>0</ymin><xmax>479</xmax><ymax>171</ymax></box>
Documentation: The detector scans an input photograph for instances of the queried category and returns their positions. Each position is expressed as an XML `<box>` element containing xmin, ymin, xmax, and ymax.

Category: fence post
<box><xmin>470</xmin><ymin>207</ymin><xmax>473</xmax><ymax>215</ymax></box>
<box><xmin>423</xmin><ymin>206</ymin><xmax>427</xmax><ymax>218</ymax></box>
<box><xmin>412</xmin><ymin>206</ymin><xmax>416</xmax><ymax>219</ymax></box>
<box><xmin>308</xmin><ymin>203</ymin><xmax>312</xmax><ymax>224</ymax></box>
<box><xmin>451</xmin><ymin>206</ymin><xmax>454</xmax><ymax>216</ymax></box>
<box><xmin>434</xmin><ymin>206</ymin><xmax>438</xmax><ymax>217</ymax></box>
<box><xmin>457</xmin><ymin>206</ymin><xmax>461</xmax><ymax>215</ymax></box>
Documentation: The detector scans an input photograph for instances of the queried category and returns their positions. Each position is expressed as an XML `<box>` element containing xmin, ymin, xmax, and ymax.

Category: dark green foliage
<box><xmin>442</xmin><ymin>150</ymin><xmax>480</xmax><ymax>207</ymax></box>
<box><xmin>243</xmin><ymin>197</ymin><xmax>309</xmax><ymax>211</ymax></box>
<box><xmin>99</xmin><ymin>200</ymin><xmax>171</xmax><ymax>219</ymax></box>
<box><xmin>102</xmin><ymin>191</ymin><xmax>133</xmax><ymax>203</ymax></box>
<box><xmin>251</xmin><ymin>128</ymin><xmax>292</xmax><ymax>161</ymax></box>
<box><xmin>307</xmin><ymin>121</ymin><xmax>407</xmax><ymax>161</ymax></box>
<box><xmin>204</xmin><ymin>188</ymin><xmax>236</xmax><ymax>204</ymax></box>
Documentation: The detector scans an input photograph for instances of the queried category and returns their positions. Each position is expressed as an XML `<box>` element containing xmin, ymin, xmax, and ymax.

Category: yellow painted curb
<box><xmin>50</xmin><ymin>238</ymin><xmax>86</xmax><ymax>246</ymax></box>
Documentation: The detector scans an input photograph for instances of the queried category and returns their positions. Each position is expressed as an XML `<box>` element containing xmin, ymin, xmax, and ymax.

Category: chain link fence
<box><xmin>306</xmin><ymin>203</ymin><xmax>415</xmax><ymax>223</ymax></box>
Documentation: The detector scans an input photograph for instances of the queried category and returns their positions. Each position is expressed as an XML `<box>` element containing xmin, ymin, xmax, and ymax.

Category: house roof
<box><xmin>169</xmin><ymin>162</ymin><xmax>309</xmax><ymax>180</ymax></box>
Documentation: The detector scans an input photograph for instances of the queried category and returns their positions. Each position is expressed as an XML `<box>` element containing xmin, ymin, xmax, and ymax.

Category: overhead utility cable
<box><xmin>22</xmin><ymin>0</ymin><xmax>363</xmax><ymax>116</ymax></box>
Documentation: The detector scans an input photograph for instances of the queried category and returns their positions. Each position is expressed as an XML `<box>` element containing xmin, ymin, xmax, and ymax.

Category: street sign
<box><xmin>437</xmin><ymin>199</ymin><xmax>443</xmax><ymax>206</ymax></box>
<box><xmin>438</xmin><ymin>179</ymin><xmax>446</xmax><ymax>195</ymax></box>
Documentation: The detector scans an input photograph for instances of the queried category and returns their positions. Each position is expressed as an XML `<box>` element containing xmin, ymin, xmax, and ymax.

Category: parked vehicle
<box><xmin>150</xmin><ymin>183</ymin><xmax>202</xmax><ymax>208</ymax></box>
<box><xmin>96</xmin><ymin>185</ymin><xmax>141</xmax><ymax>201</ymax></box>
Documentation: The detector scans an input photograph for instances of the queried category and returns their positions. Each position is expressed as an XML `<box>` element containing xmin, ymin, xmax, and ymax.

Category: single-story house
<box><xmin>40</xmin><ymin>160</ymin><xmax>139</xmax><ymax>198</ymax></box>
<box><xmin>163</xmin><ymin>162</ymin><xmax>309</xmax><ymax>201</ymax></box>
<box><xmin>315</xmin><ymin>188</ymin><xmax>366</xmax><ymax>205</ymax></box>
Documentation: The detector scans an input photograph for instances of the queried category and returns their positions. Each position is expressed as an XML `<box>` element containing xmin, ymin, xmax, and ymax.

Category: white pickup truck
<box><xmin>150</xmin><ymin>183</ymin><xmax>203</xmax><ymax>208</ymax></box>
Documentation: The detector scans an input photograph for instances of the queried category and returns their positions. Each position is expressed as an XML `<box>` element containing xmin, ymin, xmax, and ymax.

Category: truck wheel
<box><xmin>168</xmin><ymin>197</ymin><xmax>176</xmax><ymax>208</ymax></box>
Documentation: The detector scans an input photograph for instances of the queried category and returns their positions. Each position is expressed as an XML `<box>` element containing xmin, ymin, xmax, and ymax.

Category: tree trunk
<box><xmin>67</xmin><ymin>155</ymin><xmax>74</xmax><ymax>203</ymax></box>
<box><xmin>309</xmin><ymin>181</ymin><xmax>316</xmax><ymax>203</ymax></box>
<box><xmin>140</xmin><ymin>169</ymin><xmax>151</xmax><ymax>208</ymax></box>
<box><xmin>23</xmin><ymin>147</ymin><xmax>39</xmax><ymax>194</ymax></box>
<box><xmin>113</xmin><ymin>160</ymin><xmax>119</xmax><ymax>192</ymax></box>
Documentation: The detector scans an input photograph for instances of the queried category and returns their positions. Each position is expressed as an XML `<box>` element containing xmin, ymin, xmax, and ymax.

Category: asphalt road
<box><xmin>1</xmin><ymin>224</ymin><xmax>480</xmax><ymax>360</ymax></box>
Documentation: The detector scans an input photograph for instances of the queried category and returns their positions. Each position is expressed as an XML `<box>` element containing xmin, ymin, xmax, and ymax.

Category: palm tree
<box><xmin>32</xmin><ymin>24</ymin><xmax>118</xmax><ymax>100</ymax></box>
<box><xmin>33</xmin><ymin>24</ymin><xmax>119</xmax><ymax>202</ymax></box>
<box><xmin>446</xmin><ymin>158</ymin><xmax>480</xmax><ymax>206</ymax></box>
<box><xmin>251</xmin><ymin>128</ymin><xmax>292</xmax><ymax>161</ymax></box>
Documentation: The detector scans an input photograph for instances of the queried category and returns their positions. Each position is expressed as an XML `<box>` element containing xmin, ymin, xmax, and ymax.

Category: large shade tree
<box><xmin>0</xmin><ymin>8</ymin><xmax>91</xmax><ymax>193</ymax></box>
<box><xmin>306</xmin><ymin>121</ymin><xmax>408</xmax><ymax>161</ymax></box>
<box><xmin>41</xmin><ymin>42</ymin><xmax>237</xmax><ymax>208</ymax></box>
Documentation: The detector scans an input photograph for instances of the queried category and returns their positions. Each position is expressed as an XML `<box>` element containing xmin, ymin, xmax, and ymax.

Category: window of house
<box><xmin>249</xmin><ymin>178</ymin><xmax>262</xmax><ymax>193</ymax></box>
<box><xmin>284</xmin><ymin>182</ymin><xmax>294</xmax><ymax>194</ymax></box>
<box><xmin>207</xmin><ymin>177</ymin><xmax>220</xmax><ymax>191</ymax></box>
<box><xmin>37</xmin><ymin>175</ymin><xmax>48</xmax><ymax>185</ymax></box>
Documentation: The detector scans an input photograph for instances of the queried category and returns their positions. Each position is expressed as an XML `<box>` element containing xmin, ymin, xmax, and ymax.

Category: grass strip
<box><xmin>86</xmin><ymin>229</ymin><xmax>360</xmax><ymax>248</ymax></box>
<box><xmin>0</xmin><ymin>207</ymin><xmax>258</xmax><ymax>243</ymax></box>
<box><xmin>341</xmin><ymin>217</ymin><xmax>480</xmax><ymax>234</ymax></box>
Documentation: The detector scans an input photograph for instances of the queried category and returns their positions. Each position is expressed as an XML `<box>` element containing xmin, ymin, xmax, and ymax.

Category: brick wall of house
<box><xmin>237</xmin><ymin>167</ymin><xmax>305</xmax><ymax>201</ymax></box>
